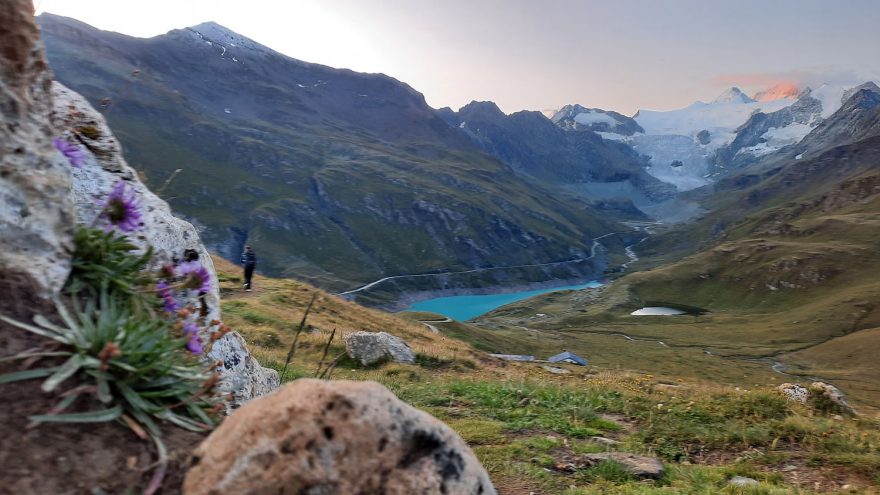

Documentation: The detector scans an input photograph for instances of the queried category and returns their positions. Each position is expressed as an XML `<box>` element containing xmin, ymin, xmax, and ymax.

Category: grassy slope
<box><xmin>214</xmin><ymin>257</ymin><xmax>880</xmax><ymax>494</ymax></box>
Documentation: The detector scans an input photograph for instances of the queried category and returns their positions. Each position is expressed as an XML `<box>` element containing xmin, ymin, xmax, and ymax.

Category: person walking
<box><xmin>240</xmin><ymin>245</ymin><xmax>257</xmax><ymax>291</ymax></box>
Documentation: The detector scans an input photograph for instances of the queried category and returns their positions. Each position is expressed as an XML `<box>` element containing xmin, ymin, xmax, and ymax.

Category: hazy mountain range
<box><xmin>38</xmin><ymin>13</ymin><xmax>880</xmax><ymax>301</ymax></box>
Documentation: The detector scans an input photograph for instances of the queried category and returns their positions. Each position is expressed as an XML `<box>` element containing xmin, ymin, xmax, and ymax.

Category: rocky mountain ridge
<box><xmin>39</xmin><ymin>13</ymin><xmax>637</xmax><ymax>294</ymax></box>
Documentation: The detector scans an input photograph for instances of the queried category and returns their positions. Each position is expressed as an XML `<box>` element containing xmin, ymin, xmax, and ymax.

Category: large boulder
<box><xmin>184</xmin><ymin>379</ymin><xmax>496</xmax><ymax>495</ymax></box>
<box><xmin>345</xmin><ymin>331</ymin><xmax>416</xmax><ymax>366</ymax></box>
<box><xmin>50</xmin><ymin>82</ymin><xmax>278</xmax><ymax>408</ymax></box>
<box><xmin>0</xmin><ymin>0</ymin><xmax>74</xmax><ymax>298</ymax></box>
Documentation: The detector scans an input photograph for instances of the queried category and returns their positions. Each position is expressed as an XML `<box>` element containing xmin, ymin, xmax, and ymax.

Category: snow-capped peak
<box><xmin>712</xmin><ymin>87</ymin><xmax>755</xmax><ymax>104</ymax></box>
<box><xmin>752</xmin><ymin>82</ymin><xmax>800</xmax><ymax>102</ymax></box>
<box><xmin>185</xmin><ymin>21</ymin><xmax>266</xmax><ymax>54</ymax></box>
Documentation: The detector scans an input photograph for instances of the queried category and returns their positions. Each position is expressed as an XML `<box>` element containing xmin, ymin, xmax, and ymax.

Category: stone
<box><xmin>0</xmin><ymin>1</ymin><xmax>74</xmax><ymax>298</ymax></box>
<box><xmin>810</xmin><ymin>381</ymin><xmax>855</xmax><ymax>415</ymax></box>
<box><xmin>541</xmin><ymin>365</ymin><xmax>570</xmax><ymax>374</ymax></box>
<box><xmin>729</xmin><ymin>476</ymin><xmax>759</xmax><ymax>487</ymax></box>
<box><xmin>582</xmin><ymin>453</ymin><xmax>664</xmax><ymax>479</ymax></box>
<box><xmin>50</xmin><ymin>82</ymin><xmax>278</xmax><ymax>409</ymax></box>
<box><xmin>184</xmin><ymin>379</ymin><xmax>496</xmax><ymax>495</ymax></box>
<box><xmin>589</xmin><ymin>436</ymin><xmax>619</xmax><ymax>446</ymax></box>
<box><xmin>777</xmin><ymin>383</ymin><xmax>810</xmax><ymax>403</ymax></box>
<box><xmin>344</xmin><ymin>331</ymin><xmax>415</xmax><ymax>366</ymax></box>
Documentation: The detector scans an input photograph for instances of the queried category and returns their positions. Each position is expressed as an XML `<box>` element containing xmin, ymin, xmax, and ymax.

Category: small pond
<box><xmin>630</xmin><ymin>306</ymin><xmax>688</xmax><ymax>316</ymax></box>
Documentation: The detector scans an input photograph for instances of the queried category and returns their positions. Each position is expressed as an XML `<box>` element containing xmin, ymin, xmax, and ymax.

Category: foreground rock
<box><xmin>345</xmin><ymin>331</ymin><xmax>416</xmax><ymax>366</ymax></box>
<box><xmin>185</xmin><ymin>379</ymin><xmax>496</xmax><ymax>495</ymax></box>
<box><xmin>50</xmin><ymin>82</ymin><xmax>279</xmax><ymax>408</ymax></box>
<box><xmin>0</xmin><ymin>1</ymin><xmax>74</xmax><ymax>298</ymax></box>
<box><xmin>582</xmin><ymin>453</ymin><xmax>665</xmax><ymax>479</ymax></box>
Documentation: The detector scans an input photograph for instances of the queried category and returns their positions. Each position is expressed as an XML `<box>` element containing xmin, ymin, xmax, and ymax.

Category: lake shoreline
<box><xmin>396</xmin><ymin>279</ymin><xmax>604</xmax><ymax>321</ymax></box>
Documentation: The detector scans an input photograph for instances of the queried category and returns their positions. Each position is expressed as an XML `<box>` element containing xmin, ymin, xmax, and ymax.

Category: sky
<box><xmin>35</xmin><ymin>0</ymin><xmax>880</xmax><ymax>115</ymax></box>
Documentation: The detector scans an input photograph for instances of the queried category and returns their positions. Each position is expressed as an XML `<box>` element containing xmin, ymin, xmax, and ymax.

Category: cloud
<box><xmin>709</xmin><ymin>67</ymin><xmax>879</xmax><ymax>92</ymax></box>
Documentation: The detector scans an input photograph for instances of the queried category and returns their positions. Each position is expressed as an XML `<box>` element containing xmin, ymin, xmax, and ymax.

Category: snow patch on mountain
<box><xmin>740</xmin><ymin>122</ymin><xmax>813</xmax><ymax>157</ymax></box>
<box><xmin>634</xmin><ymin>96</ymin><xmax>794</xmax><ymax>151</ymax></box>
<box><xmin>713</xmin><ymin>87</ymin><xmax>755</xmax><ymax>104</ymax></box>
<box><xmin>574</xmin><ymin>110</ymin><xmax>619</xmax><ymax>127</ymax></box>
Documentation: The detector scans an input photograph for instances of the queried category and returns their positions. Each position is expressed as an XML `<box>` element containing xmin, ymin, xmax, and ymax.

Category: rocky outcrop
<box><xmin>50</xmin><ymin>82</ymin><xmax>278</xmax><ymax>408</ymax></box>
<box><xmin>345</xmin><ymin>331</ymin><xmax>416</xmax><ymax>366</ymax></box>
<box><xmin>777</xmin><ymin>382</ymin><xmax>855</xmax><ymax>415</ymax></box>
<box><xmin>184</xmin><ymin>379</ymin><xmax>496</xmax><ymax>495</ymax></box>
<box><xmin>0</xmin><ymin>1</ymin><xmax>74</xmax><ymax>298</ymax></box>
<box><xmin>777</xmin><ymin>383</ymin><xmax>810</xmax><ymax>403</ymax></box>
<box><xmin>809</xmin><ymin>381</ymin><xmax>855</xmax><ymax>415</ymax></box>
<box><xmin>551</xmin><ymin>104</ymin><xmax>645</xmax><ymax>136</ymax></box>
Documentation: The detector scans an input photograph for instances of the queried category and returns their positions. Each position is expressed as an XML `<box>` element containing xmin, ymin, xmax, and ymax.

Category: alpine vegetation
<box><xmin>0</xmin><ymin>182</ymin><xmax>233</xmax><ymax>493</ymax></box>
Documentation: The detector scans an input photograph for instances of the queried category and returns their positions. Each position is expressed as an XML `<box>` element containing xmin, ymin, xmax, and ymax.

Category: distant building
<box><xmin>489</xmin><ymin>354</ymin><xmax>536</xmax><ymax>362</ymax></box>
<box><xmin>547</xmin><ymin>351</ymin><xmax>587</xmax><ymax>366</ymax></box>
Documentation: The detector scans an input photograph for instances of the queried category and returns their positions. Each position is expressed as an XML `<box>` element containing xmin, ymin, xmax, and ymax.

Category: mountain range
<box><xmin>472</xmin><ymin>78</ymin><xmax>880</xmax><ymax>409</ymax></box>
<box><xmin>38</xmin><ymin>13</ymin><xmax>879</xmax><ymax>308</ymax></box>
<box><xmin>39</xmin><ymin>14</ymin><xmax>658</xmax><ymax>294</ymax></box>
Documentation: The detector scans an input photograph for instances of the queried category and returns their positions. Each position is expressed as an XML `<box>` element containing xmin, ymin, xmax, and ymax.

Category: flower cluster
<box><xmin>154</xmin><ymin>259</ymin><xmax>223</xmax><ymax>355</ymax></box>
<box><xmin>156</xmin><ymin>280</ymin><xmax>179</xmax><ymax>314</ymax></box>
<box><xmin>52</xmin><ymin>137</ymin><xmax>86</xmax><ymax>168</ymax></box>
<box><xmin>98</xmin><ymin>181</ymin><xmax>142</xmax><ymax>232</ymax></box>
<box><xmin>177</xmin><ymin>261</ymin><xmax>212</xmax><ymax>293</ymax></box>
<box><xmin>183</xmin><ymin>321</ymin><xmax>203</xmax><ymax>354</ymax></box>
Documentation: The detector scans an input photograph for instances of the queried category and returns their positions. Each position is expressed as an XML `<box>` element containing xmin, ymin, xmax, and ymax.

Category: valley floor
<box><xmin>214</xmin><ymin>258</ymin><xmax>880</xmax><ymax>494</ymax></box>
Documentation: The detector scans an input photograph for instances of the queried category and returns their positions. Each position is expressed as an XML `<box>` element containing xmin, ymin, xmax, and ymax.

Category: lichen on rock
<box><xmin>50</xmin><ymin>82</ymin><xmax>278</xmax><ymax>408</ymax></box>
<box><xmin>185</xmin><ymin>379</ymin><xmax>496</xmax><ymax>495</ymax></box>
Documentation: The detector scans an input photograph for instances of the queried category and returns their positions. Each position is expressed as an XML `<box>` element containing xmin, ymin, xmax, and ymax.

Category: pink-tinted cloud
<box><xmin>709</xmin><ymin>68</ymin><xmax>870</xmax><ymax>92</ymax></box>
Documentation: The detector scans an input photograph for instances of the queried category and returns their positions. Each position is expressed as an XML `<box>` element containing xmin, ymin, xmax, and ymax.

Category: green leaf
<box><xmin>96</xmin><ymin>374</ymin><xmax>112</xmax><ymax>404</ymax></box>
<box><xmin>118</xmin><ymin>382</ymin><xmax>158</xmax><ymax>414</ymax></box>
<box><xmin>41</xmin><ymin>355</ymin><xmax>84</xmax><ymax>392</ymax></box>
<box><xmin>29</xmin><ymin>405</ymin><xmax>122</xmax><ymax>424</ymax></box>
<box><xmin>158</xmin><ymin>409</ymin><xmax>210</xmax><ymax>432</ymax></box>
<box><xmin>0</xmin><ymin>315</ymin><xmax>68</xmax><ymax>344</ymax></box>
<box><xmin>0</xmin><ymin>351</ymin><xmax>68</xmax><ymax>363</ymax></box>
<box><xmin>0</xmin><ymin>367</ymin><xmax>59</xmax><ymax>384</ymax></box>
<box><xmin>51</xmin><ymin>394</ymin><xmax>79</xmax><ymax>414</ymax></box>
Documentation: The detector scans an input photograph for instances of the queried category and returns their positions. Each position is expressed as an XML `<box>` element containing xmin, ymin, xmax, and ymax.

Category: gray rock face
<box><xmin>0</xmin><ymin>2</ymin><xmax>74</xmax><ymax>298</ymax></box>
<box><xmin>50</xmin><ymin>82</ymin><xmax>278</xmax><ymax>409</ymax></box>
<box><xmin>345</xmin><ymin>331</ymin><xmax>415</xmax><ymax>366</ymax></box>
<box><xmin>582</xmin><ymin>453</ymin><xmax>664</xmax><ymax>479</ymax></box>
<box><xmin>715</xmin><ymin>92</ymin><xmax>823</xmax><ymax>170</ymax></box>
<box><xmin>184</xmin><ymin>379</ymin><xmax>496</xmax><ymax>495</ymax></box>
<box><xmin>551</xmin><ymin>104</ymin><xmax>645</xmax><ymax>136</ymax></box>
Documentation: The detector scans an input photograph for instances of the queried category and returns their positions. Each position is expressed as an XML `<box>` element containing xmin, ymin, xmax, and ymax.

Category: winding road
<box><xmin>335</xmin><ymin>228</ymin><xmax>645</xmax><ymax>297</ymax></box>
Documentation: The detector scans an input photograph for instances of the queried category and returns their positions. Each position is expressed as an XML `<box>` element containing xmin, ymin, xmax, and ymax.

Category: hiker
<box><xmin>240</xmin><ymin>245</ymin><xmax>257</xmax><ymax>291</ymax></box>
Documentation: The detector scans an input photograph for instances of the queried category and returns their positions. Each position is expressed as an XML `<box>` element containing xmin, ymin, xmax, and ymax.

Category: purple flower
<box><xmin>53</xmin><ymin>138</ymin><xmax>87</xmax><ymax>168</ymax></box>
<box><xmin>182</xmin><ymin>321</ymin><xmax>199</xmax><ymax>336</ymax></box>
<box><xmin>156</xmin><ymin>280</ymin><xmax>179</xmax><ymax>314</ymax></box>
<box><xmin>98</xmin><ymin>181</ymin><xmax>142</xmax><ymax>232</ymax></box>
<box><xmin>186</xmin><ymin>332</ymin><xmax>204</xmax><ymax>355</ymax></box>
<box><xmin>182</xmin><ymin>321</ymin><xmax>203</xmax><ymax>354</ymax></box>
<box><xmin>176</xmin><ymin>261</ymin><xmax>211</xmax><ymax>293</ymax></box>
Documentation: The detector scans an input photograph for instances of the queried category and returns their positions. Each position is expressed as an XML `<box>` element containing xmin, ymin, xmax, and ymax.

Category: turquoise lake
<box><xmin>402</xmin><ymin>280</ymin><xmax>603</xmax><ymax>321</ymax></box>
